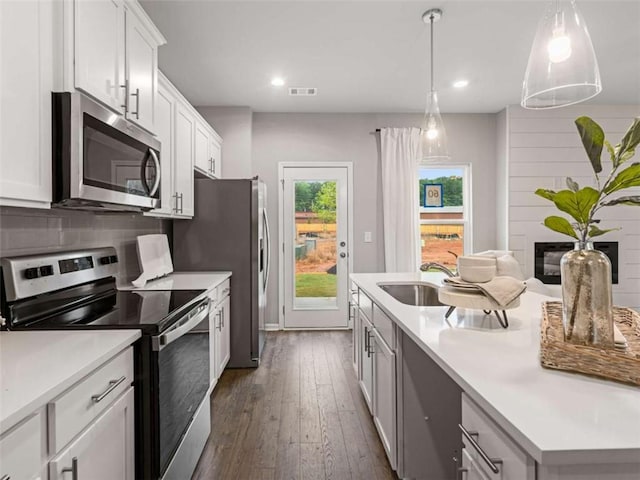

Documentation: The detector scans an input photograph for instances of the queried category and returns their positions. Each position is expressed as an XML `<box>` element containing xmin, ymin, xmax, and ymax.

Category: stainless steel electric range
<box><xmin>0</xmin><ymin>247</ymin><xmax>211</xmax><ymax>480</ymax></box>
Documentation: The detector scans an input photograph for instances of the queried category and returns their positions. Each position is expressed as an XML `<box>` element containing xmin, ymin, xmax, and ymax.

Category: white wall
<box><xmin>496</xmin><ymin>109</ymin><xmax>508</xmax><ymax>251</ymax></box>
<box><xmin>505</xmin><ymin>105</ymin><xmax>640</xmax><ymax>308</ymax></box>
<box><xmin>196</xmin><ymin>106</ymin><xmax>253</xmax><ymax>178</ymax></box>
<box><xmin>252</xmin><ymin>112</ymin><xmax>498</xmax><ymax>327</ymax></box>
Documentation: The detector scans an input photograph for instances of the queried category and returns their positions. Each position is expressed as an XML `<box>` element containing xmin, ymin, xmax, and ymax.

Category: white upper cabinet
<box><xmin>194</xmin><ymin>119</ymin><xmax>223</xmax><ymax>179</ymax></box>
<box><xmin>150</xmin><ymin>77</ymin><xmax>175</xmax><ymax>217</ymax></box>
<box><xmin>174</xmin><ymin>101</ymin><xmax>195</xmax><ymax>218</ymax></box>
<box><xmin>124</xmin><ymin>6</ymin><xmax>158</xmax><ymax>133</ymax></box>
<box><xmin>0</xmin><ymin>0</ymin><xmax>55</xmax><ymax>209</ymax></box>
<box><xmin>74</xmin><ymin>0</ymin><xmax>126</xmax><ymax>113</ymax></box>
<box><xmin>66</xmin><ymin>0</ymin><xmax>165</xmax><ymax>133</ymax></box>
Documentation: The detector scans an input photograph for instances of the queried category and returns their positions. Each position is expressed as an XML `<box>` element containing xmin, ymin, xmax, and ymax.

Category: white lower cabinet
<box><xmin>461</xmin><ymin>393</ymin><xmax>535</xmax><ymax>480</ymax></box>
<box><xmin>207</xmin><ymin>278</ymin><xmax>232</xmax><ymax>385</ymax></box>
<box><xmin>358</xmin><ymin>311</ymin><xmax>374</xmax><ymax>414</ymax></box>
<box><xmin>372</xmin><ymin>328</ymin><xmax>397</xmax><ymax>470</ymax></box>
<box><xmin>49</xmin><ymin>387</ymin><xmax>135</xmax><ymax>480</ymax></box>
<box><xmin>0</xmin><ymin>410</ymin><xmax>46</xmax><ymax>480</ymax></box>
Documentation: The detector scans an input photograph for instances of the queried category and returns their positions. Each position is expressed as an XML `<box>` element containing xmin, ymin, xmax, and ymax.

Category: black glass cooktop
<box><xmin>5</xmin><ymin>278</ymin><xmax>206</xmax><ymax>335</ymax></box>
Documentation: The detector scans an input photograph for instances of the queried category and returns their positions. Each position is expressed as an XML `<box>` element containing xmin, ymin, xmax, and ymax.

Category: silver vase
<box><xmin>560</xmin><ymin>241</ymin><xmax>614</xmax><ymax>347</ymax></box>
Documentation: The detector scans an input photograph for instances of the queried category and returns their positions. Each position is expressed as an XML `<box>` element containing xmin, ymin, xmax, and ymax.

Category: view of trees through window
<box><xmin>419</xmin><ymin>167</ymin><xmax>466</xmax><ymax>271</ymax></box>
<box><xmin>294</xmin><ymin>181</ymin><xmax>338</xmax><ymax>298</ymax></box>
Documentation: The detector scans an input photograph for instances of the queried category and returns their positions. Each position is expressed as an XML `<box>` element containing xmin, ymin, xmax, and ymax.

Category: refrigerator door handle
<box><xmin>263</xmin><ymin>208</ymin><xmax>271</xmax><ymax>293</ymax></box>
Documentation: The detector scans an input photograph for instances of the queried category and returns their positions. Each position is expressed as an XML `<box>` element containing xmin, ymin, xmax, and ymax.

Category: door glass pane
<box><xmin>293</xmin><ymin>180</ymin><xmax>338</xmax><ymax>309</ymax></box>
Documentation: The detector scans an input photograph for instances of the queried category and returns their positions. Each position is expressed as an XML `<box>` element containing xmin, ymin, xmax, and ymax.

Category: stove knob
<box><xmin>39</xmin><ymin>265</ymin><xmax>54</xmax><ymax>277</ymax></box>
<box><xmin>24</xmin><ymin>267</ymin><xmax>39</xmax><ymax>279</ymax></box>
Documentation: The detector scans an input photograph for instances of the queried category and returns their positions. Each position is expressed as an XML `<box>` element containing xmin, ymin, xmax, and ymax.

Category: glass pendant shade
<box><xmin>522</xmin><ymin>0</ymin><xmax>602</xmax><ymax>109</ymax></box>
<box><xmin>421</xmin><ymin>91</ymin><xmax>450</xmax><ymax>160</ymax></box>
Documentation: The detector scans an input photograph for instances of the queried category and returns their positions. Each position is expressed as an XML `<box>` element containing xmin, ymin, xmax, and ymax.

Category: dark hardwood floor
<box><xmin>192</xmin><ymin>331</ymin><xmax>398</xmax><ymax>480</ymax></box>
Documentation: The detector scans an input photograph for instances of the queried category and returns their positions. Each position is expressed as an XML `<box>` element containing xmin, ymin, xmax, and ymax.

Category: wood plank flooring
<box><xmin>192</xmin><ymin>331</ymin><xmax>398</xmax><ymax>480</ymax></box>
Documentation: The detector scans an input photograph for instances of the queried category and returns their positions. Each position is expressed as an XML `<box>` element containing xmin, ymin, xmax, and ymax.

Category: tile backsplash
<box><xmin>0</xmin><ymin>206</ymin><xmax>171</xmax><ymax>285</ymax></box>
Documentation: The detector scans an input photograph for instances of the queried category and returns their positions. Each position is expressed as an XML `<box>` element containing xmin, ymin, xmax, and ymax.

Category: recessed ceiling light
<box><xmin>453</xmin><ymin>79</ymin><xmax>469</xmax><ymax>88</ymax></box>
<box><xmin>271</xmin><ymin>77</ymin><xmax>285</xmax><ymax>87</ymax></box>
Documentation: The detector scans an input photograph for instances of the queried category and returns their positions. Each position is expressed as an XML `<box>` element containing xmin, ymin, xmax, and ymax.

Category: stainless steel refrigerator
<box><xmin>173</xmin><ymin>177</ymin><xmax>270</xmax><ymax>368</ymax></box>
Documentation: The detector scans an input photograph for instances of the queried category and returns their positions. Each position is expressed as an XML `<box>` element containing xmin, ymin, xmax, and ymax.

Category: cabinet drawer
<box><xmin>358</xmin><ymin>290</ymin><xmax>373</xmax><ymax>322</ymax></box>
<box><xmin>48</xmin><ymin>347</ymin><xmax>134</xmax><ymax>453</ymax></box>
<box><xmin>461</xmin><ymin>394</ymin><xmax>534</xmax><ymax>480</ymax></box>
<box><xmin>0</xmin><ymin>410</ymin><xmax>44</xmax><ymax>480</ymax></box>
<box><xmin>373</xmin><ymin>303</ymin><xmax>395</xmax><ymax>349</ymax></box>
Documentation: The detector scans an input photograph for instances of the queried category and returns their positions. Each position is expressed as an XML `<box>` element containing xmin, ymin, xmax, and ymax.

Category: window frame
<box><xmin>418</xmin><ymin>162</ymin><xmax>473</xmax><ymax>261</ymax></box>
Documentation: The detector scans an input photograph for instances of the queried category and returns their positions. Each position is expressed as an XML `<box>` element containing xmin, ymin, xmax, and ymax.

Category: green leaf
<box><xmin>601</xmin><ymin>195</ymin><xmax>640</xmax><ymax>206</ymax></box>
<box><xmin>552</xmin><ymin>187</ymin><xmax>600</xmax><ymax>224</ymax></box>
<box><xmin>535</xmin><ymin>188</ymin><xmax>557</xmax><ymax>202</ymax></box>
<box><xmin>619</xmin><ymin>148</ymin><xmax>635</xmax><ymax>165</ymax></box>
<box><xmin>543</xmin><ymin>216</ymin><xmax>579</xmax><ymax>240</ymax></box>
<box><xmin>604</xmin><ymin>163</ymin><xmax>640</xmax><ymax>194</ymax></box>
<box><xmin>575</xmin><ymin>116</ymin><xmax>604</xmax><ymax>174</ymax></box>
<box><xmin>566</xmin><ymin>177</ymin><xmax>579</xmax><ymax>192</ymax></box>
<box><xmin>618</xmin><ymin>118</ymin><xmax>640</xmax><ymax>162</ymax></box>
<box><xmin>604</xmin><ymin>140</ymin><xmax>616</xmax><ymax>165</ymax></box>
<box><xmin>588</xmin><ymin>225</ymin><xmax>620</xmax><ymax>238</ymax></box>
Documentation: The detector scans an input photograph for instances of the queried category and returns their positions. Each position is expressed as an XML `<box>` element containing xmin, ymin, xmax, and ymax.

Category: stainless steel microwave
<box><xmin>52</xmin><ymin>92</ymin><xmax>161</xmax><ymax>211</ymax></box>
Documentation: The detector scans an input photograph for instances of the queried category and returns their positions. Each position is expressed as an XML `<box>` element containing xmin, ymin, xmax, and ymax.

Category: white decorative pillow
<box><xmin>496</xmin><ymin>254</ymin><xmax>525</xmax><ymax>280</ymax></box>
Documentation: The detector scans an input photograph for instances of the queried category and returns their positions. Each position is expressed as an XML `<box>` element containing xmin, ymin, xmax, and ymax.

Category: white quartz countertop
<box><xmin>0</xmin><ymin>329</ymin><xmax>141</xmax><ymax>432</ymax></box>
<box><xmin>119</xmin><ymin>271</ymin><xmax>231</xmax><ymax>292</ymax></box>
<box><xmin>350</xmin><ymin>272</ymin><xmax>640</xmax><ymax>465</ymax></box>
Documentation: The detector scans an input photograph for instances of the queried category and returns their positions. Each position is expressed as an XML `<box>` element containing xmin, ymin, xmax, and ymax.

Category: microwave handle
<box><xmin>141</xmin><ymin>149</ymin><xmax>161</xmax><ymax>197</ymax></box>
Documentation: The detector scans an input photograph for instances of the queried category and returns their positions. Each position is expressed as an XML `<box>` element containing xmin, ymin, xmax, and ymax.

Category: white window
<box><xmin>418</xmin><ymin>164</ymin><xmax>472</xmax><ymax>271</ymax></box>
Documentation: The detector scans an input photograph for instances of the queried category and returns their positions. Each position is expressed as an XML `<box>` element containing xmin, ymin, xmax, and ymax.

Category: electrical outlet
<box><xmin>364</xmin><ymin>231</ymin><xmax>372</xmax><ymax>243</ymax></box>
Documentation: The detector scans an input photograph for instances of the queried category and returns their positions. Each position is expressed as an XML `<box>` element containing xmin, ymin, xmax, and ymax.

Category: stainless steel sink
<box><xmin>377</xmin><ymin>282</ymin><xmax>444</xmax><ymax>306</ymax></box>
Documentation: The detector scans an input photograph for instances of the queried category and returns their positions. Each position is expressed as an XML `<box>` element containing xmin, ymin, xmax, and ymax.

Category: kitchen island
<box><xmin>350</xmin><ymin>272</ymin><xmax>640</xmax><ymax>480</ymax></box>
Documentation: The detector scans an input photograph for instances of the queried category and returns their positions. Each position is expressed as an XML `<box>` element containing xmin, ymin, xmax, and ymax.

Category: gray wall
<box><xmin>0</xmin><ymin>207</ymin><xmax>169</xmax><ymax>285</ymax></box>
<box><xmin>196</xmin><ymin>106</ymin><xmax>253</xmax><ymax>179</ymax></box>
<box><xmin>251</xmin><ymin>112</ymin><xmax>498</xmax><ymax>326</ymax></box>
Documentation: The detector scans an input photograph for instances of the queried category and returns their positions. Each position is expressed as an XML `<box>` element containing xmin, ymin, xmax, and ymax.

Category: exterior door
<box><xmin>280</xmin><ymin>164</ymin><xmax>352</xmax><ymax>329</ymax></box>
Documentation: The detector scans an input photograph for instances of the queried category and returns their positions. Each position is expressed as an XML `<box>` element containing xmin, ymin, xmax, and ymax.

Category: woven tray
<box><xmin>540</xmin><ymin>301</ymin><xmax>640</xmax><ymax>386</ymax></box>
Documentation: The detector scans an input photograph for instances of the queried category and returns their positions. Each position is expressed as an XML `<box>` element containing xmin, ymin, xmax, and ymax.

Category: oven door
<box><xmin>53</xmin><ymin>92</ymin><xmax>161</xmax><ymax>211</ymax></box>
<box><xmin>152</xmin><ymin>299</ymin><xmax>210</xmax><ymax>477</ymax></box>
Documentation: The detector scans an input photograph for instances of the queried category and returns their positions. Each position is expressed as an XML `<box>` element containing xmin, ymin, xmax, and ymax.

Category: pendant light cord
<box><xmin>430</xmin><ymin>13</ymin><xmax>435</xmax><ymax>94</ymax></box>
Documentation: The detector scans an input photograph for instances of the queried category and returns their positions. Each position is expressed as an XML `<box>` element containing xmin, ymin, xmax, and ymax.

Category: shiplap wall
<box><xmin>505</xmin><ymin>105</ymin><xmax>640</xmax><ymax>308</ymax></box>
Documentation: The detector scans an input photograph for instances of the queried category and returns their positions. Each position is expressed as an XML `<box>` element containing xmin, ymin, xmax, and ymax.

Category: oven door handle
<box><xmin>152</xmin><ymin>299</ymin><xmax>210</xmax><ymax>351</ymax></box>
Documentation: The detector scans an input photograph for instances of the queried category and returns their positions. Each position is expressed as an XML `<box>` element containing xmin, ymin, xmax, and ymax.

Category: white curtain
<box><xmin>380</xmin><ymin>128</ymin><xmax>421</xmax><ymax>272</ymax></box>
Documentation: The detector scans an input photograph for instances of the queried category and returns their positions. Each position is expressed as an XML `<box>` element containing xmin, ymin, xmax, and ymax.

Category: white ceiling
<box><xmin>140</xmin><ymin>0</ymin><xmax>640</xmax><ymax>113</ymax></box>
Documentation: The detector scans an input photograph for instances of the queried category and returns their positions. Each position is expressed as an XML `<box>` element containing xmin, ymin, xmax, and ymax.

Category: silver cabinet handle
<box><xmin>364</xmin><ymin>325</ymin><xmax>370</xmax><ymax>357</ymax></box>
<box><xmin>212</xmin><ymin>158</ymin><xmax>216</xmax><ymax>174</ymax></box>
<box><xmin>1</xmin><ymin>474</ymin><xmax>11</xmax><ymax>480</ymax></box>
<box><xmin>120</xmin><ymin>80</ymin><xmax>129</xmax><ymax>113</ymax></box>
<box><xmin>92</xmin><ymin>376</ymin><xmax>126</xmax><ymax>403</ymax></box>
<box><xmin>458</xmin><ymin>424</ymin><xmax>501</xmax><ymax>474</ymax></box>
<box><xmin>130</xmin><ymin>87</ymin><xmax>140</xmax><ymax>119</ymax></box>
<box><xmin>62</xmin><ymin>456</ymin><xmax>78</xmax><ymax>480</ymax></box>
<box><xmin>179</xmin><ymin>193</ymin><xmax>184</xmax><ymax>213</ymax></box>
<box><xmin>368</xmin><ymin>331</ymin><xmax>375</xmax><ymax>355</ymax></box>
<box><xmin>217</xmin><ymin>310</ymin><xmax>222</xmax><ymax>331</ymax></box>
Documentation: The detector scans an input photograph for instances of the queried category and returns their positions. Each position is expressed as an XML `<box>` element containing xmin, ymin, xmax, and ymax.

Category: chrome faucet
<box><xmin>420</xmin><ymin>262</ymin><xmax>455</xmax><ymax>277</ymax></box>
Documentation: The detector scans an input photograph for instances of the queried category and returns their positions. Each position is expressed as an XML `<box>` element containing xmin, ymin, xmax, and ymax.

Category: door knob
<box><xmin>340</xmin><ymin>252</ymin><xmax>347</xmax><ymax>258</ymax></box>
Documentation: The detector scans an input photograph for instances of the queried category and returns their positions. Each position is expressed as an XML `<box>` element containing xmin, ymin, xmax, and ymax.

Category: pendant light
<box><xmin>421</xmin><ymin>8</ymin><xmax>450</xmax><ymax>161</ymax></box>
<box><xmin>521</xmin><ymin>0</ymin><xmax>602</xmax><ymax>109</ymax></box>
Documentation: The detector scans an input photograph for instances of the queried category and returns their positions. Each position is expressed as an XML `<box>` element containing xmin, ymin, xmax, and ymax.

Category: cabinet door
<box><xmin>74</xmin><ymin>0</ymin><xmax>125</xmax><ymax>113</ymax></box>
<box><xmin>373</xmin><ymin>329</ymin><xmax>397</xmax><ymax>470</ymax></box>
<box><xmin>352</xmin><ymin>302</ymin><xmax>360</xmax><ymax>375</ymax></box>
<box><xmin>173</xmin><ymin>102</ymin><xmax>195</xmax><ymax>218</ymax></box>
<box><xmin>0</xmin><ymin>0</ymin><xmax>53</xmax><ymax>208</ymax></box>
<box><xmin>124</xmin><ymin>8</ymin><xmax>157</xmax><ymax>133</ymax></box>
<box><xmin>215</xmin><ymin>295</ymin><xmax>231</xmax><ymax>376</ymax></box>
<box><xmin>0</xmin><ymin>410</ymin><xmax>46</xmax><ymax>480</ymax></box>
<box><xmin>359</xmin><ymin>313</ymin><xmax>374</xmax><ymax>414</ymax></box>
<box><xmin>209</xmin><ymin>136</ymin><xmax>222</xmax><ymax>178</ymax></box>
<box><xmin>49</xmin><ymin>387</ymin><xmax>135</xmax><ymax>480</ymax></box>
<box><xmin>194</xmin><ymin>121</ymin><xmax>211</xmax><ymax>175</ymax></box>
<box><xmin>208</xmin><ymin>303</ymin><xmax>219</xmax><ymax>385</ymax></box>
<box><xmin>145</xmin><ymin>78</ymin><xmax>174</xmax><ymax>216</ymax></box>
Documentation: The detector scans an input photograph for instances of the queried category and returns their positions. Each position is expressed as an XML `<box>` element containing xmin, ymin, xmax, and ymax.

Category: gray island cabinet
<box><xmin>350</xmin><ymin>272</ymin><xmax>640</xmax><ymax>480</ymax></box>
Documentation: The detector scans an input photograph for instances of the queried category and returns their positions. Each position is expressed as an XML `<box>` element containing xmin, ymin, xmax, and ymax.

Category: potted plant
<box><xmin>535</xmin><ymin>116</ymin><xmax>640</xmax><ymax>347</ymax></box>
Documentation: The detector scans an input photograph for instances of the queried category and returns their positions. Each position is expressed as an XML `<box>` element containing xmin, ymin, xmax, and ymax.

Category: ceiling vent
<box><xmin>289</xmin><ymin>87</ymin><xmax>317</xmax><ymax>96</ymax></box>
